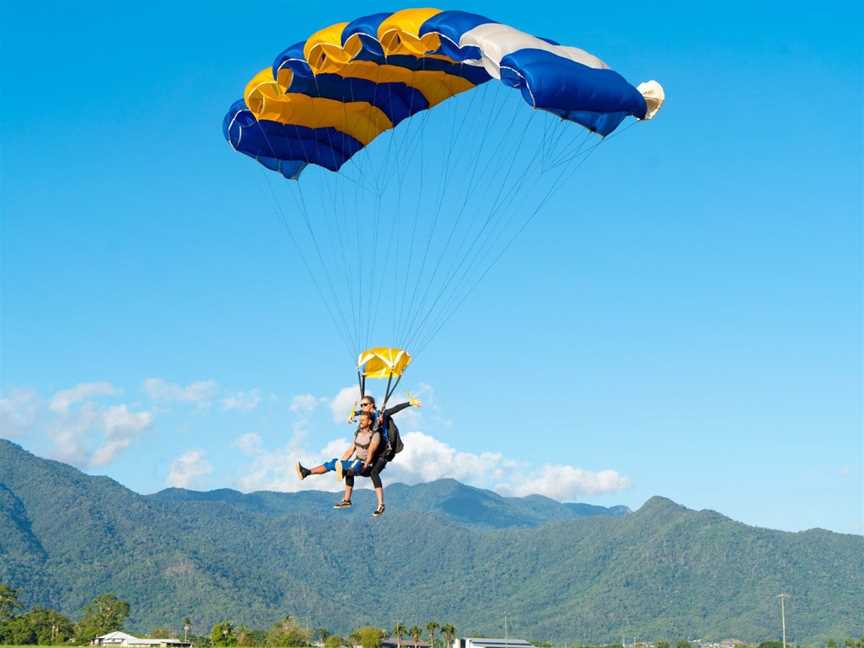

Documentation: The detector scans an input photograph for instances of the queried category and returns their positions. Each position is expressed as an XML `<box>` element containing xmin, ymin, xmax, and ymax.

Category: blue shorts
<box><xmin>322</xmin><ymin>458</ymin><xmax>364</xmax><ymax>473</ymax></box>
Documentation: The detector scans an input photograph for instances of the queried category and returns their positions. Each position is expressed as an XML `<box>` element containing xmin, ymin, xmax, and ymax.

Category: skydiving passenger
<box><xmin>295</xmin><ymin>394</ymin><xmax>420</xmax><ymax>516</ymax></box>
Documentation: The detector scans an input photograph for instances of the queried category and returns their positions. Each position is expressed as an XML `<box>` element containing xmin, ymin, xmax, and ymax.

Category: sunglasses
<box><xmin>360</xmin><ymin>402</ymin><xmax>373</xmax><ymax>407</ymax></box>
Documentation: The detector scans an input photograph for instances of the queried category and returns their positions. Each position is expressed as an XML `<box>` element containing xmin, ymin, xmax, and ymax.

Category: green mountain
<box><xmin>148</xmin><ymin>480</ymin><xmax>629</xmax><ymax>528</ymax></box>
<box><xmin>1</xmin><ymin>439</ymin><xmax>861</xmax><ymax>643</ymax></box>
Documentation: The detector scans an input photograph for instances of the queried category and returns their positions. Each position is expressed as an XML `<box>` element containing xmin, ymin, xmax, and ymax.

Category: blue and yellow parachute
<box><xmin>223</xmin><ymin>9</ymin><xmax>664</xmax><ymax>180</ymax></box>
<box><xmin>223</xmin><ymin>10</ymin><xmax>664</xmax><ymax>360</ymax></box>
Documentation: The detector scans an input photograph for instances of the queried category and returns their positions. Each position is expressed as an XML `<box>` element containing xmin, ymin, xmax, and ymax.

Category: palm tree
<box><xmin>440</xmin><ymin>624</ymin><xmax>455</xmax><ymax>648</ymax></box>
<box><xmin>393</xmin><ymin>624</ymin><xmax>407</xmax><ymax>648</ymax></box>
<box><xmin>183</xmin><ymin>618</ymin><xmax>192</xmax><ymax>642</ymax></box>
<box><xmin>409</xmin><ymin>626</ymin><xmax>423</xmax><ymax>648</ymax></box>
<box><xmin>426</xmin><ymin>623</ymin><xmax>439</xmax><ymax>648</ymax></box>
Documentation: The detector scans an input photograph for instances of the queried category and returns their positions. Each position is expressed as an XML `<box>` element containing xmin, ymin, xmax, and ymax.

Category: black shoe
<box><xmin>333</xmin><ymin>500</ymin><xmax>352</xmax><ymax>509</ymax></box>
<box><xmin>295</xmin><ymin>462</ymin><xmax>310</xmax><ymax>480</ymax></box>
<box><xmin>372</xmin><ymin>504</ymin><xmax>385</xmax><ymax>517</ymax></box>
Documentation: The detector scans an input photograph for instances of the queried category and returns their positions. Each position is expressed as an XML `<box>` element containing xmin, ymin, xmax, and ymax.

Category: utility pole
<box><xmin>777</xmin><ymin>593</ymin><xmax>789</xmax><ymax>648</ymax></box>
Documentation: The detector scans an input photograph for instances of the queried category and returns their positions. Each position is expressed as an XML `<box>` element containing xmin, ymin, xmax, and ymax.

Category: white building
<box><xmin>452</xmin><ymin>638</ymin><xmax>535</xmax><ymax>648</ymax></box>
<box><xmin>92</xmin><ymin>631</ymin><xmax>192</xmax><ymax>648</ymax></box>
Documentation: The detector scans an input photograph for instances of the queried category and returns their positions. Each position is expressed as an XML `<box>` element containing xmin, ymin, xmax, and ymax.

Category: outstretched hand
<box><xmin>409</xmin><ymin>397</ymin><xmax>422</xmax><ymax>408</ymax></box>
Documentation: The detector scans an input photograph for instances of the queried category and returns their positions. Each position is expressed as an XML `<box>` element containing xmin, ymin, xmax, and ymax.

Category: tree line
<box><xmin>0</xmin><ymin>585</ymin><xmax>128</xmax><ymax>645</ymax></box>
<box><xmin>2</xmin><ymin>584</ymin><xmax>861</xmax><ymax>648</ymax></box>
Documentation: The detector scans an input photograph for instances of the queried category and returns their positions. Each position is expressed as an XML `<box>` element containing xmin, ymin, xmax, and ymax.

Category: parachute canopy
<box><xmin>224</xmin><ymin>8</ymin><xmax>664</xmax><ymax>180</ymax></box>
<box><xmin>358</xmin><ymin>347</ymin><xmax>413</xmax><ymax>379</ymax></box>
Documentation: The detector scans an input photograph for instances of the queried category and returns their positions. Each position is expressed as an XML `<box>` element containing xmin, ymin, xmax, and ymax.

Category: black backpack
<box><xmin>381</xmin><ymin>419</ymin><xmax>404</xmax><ymax>462</ymax></box>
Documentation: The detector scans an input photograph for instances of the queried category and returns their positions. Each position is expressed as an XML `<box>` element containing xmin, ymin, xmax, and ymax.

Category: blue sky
<box><xmin>1</xmin><ymin>0</ymin><xmax>861</xmax><ymax>534</ymax></box>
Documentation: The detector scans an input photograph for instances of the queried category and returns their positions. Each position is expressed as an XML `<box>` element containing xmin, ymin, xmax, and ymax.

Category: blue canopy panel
<box><xmin>419</xmin><ymin>10</ymin><xmax>490</xmax><ymax>62</ymax></box>
<box><xmin>223</xmin><ymin>100</ymin><xmax>364</xmax><ymax>180</ymax></box>
<box><xmin>499</xmin><ymin>49</ymin><xmax>648</xmax><ymax>136</ymax></box>
<box><xmin>342</xmin><ymin>12</ymin><xmax>391</xmax><ymax>57</ymax></box>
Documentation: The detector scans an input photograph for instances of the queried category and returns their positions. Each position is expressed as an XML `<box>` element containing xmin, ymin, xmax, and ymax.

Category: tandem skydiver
<box><xmin>295</xmin><ymin>393</ymin><xmax>421</xmax><ymax>517</ymax></box>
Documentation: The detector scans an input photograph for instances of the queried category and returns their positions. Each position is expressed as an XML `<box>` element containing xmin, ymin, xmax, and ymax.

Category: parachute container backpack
<box><xmin>224</xmin><ymin>9</ymin><xmax>665</xmax><ymax>365</ymax></box>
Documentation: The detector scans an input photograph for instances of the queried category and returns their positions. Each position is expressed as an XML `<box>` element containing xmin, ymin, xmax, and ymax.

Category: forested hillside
<box><xmin>1</xmin><ymin>439</ymin><xmax>861</xmax><ymax>643</ymax></box>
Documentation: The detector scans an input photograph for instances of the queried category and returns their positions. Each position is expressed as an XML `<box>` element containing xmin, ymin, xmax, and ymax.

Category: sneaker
<box><xmin>333</xmin><ymin>500</ymin><xmax>352</xmax><ymax>509</ymax></box>
<box><xmin>295</xmin><ymin>462</ymin><xmax>310</xmax><ymax>480</ymax></box>
<box><xmin>372</xmin><ymin>504</ymin><xmax>385</xmax><ymax>517</ymax></box>
<box><xmin>335</xmin><ymin>460</ymin><xmax>344</xmax><ymax>481</ymax></box>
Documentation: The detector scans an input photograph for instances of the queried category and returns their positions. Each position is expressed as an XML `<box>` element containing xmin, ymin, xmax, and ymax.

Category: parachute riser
<box><xmin>381</xmin><ymin>372</ymin><xmax>403</xmax><ymax>410</ymax></box>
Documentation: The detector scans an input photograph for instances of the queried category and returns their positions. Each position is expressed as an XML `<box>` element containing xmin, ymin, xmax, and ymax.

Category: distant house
<box><xmin>381</xmin><ymin>639</ymin><xmax>431</xmax><ymax>648</ymax></box>
<box><xmin>452</xmin><ymin>637</ymin><xmax>535</xmax><ymax>648</ymax></box>
<box><xmin>91</xmin><ymin>631</ymin><xmax>192</xmax><ymax>648</ymax></box>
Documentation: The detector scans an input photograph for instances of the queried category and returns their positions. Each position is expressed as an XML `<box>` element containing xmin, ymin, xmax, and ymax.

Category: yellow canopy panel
<box><xmin>358</xmin><ymin>347</ymin><xmax>412</xmax><ymax>378</ymax></box>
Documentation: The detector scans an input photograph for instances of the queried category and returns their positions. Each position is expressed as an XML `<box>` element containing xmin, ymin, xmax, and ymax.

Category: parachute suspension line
<box><xmin>397</xmin><ymin>78</ymin><xmax>489</xmax><ymax>350</ymax></box>
<box><xmin>392</xmin><ymin>105</ymin><xmax>433</xmax><ymax>350</ymax></box>
<box><xmin>398</xmin><ymin>84</ymin><xmax>520</xmax><ymax>351</ymax></box>
<box><xmin>367</xmin><ymin>81</ymin><xmax>402</xmax><ymax>346</ymax></box>
<box><xmin>326</xmin><ymin>169</ymin><xmax>360</xmax><ymax>353</ymax></box>
<box><xmin>257</xmin><ymin>170</ymin><xmax>354</xmax><ymax>358</ymax></box>
<box><xmin>406</xmin><ymin>102</ymin><xmax>536</xmax><ymax>351</ymax></box>
<box><xmin>397</xmin><ymin>84</ymin><xmax>510</xmax><ymax>346</ymax></box>
<box><xmin>333</xmin><ymin>77</ymin><xmax>361</xmax><ymax>351</ymax></box>
<box><xmin>292</xmin><ymin>182</ymin><xmax>360</xmax><ymax>357</ymax></box>
<box><xmin>250</xmin><ymin>117</ymin><xmax>357</xmax><ymax>357</ymax></box>
<box><xmin>411</xmin><ymin>107</ymin><xmax>561</xmax><ymax>351</ymax></box>
<box><xmin>396</xmin><ymin>75</ymin><xmax>468</xmax><ymax>348</ymax></box>
<box><xmin>387</xmin><ymin>78</ymin><xmax>425</xmax><ymax>347</ymax></box>
<box><xmin>406</xmin><ymin>81</ymin><xmax>503</xmax><ymax>330</ymax></box>
<box><xmin>381</xmin><ymin>373</ymin><xmax>394</xmax><ymax>410</ymax></box>
<box><xmin>323</xmin><ymin>71</ymin><xmax>368</xmax><ymax>355</ymax></box>
<box><xmin>430</xmin><ymin>124</ymin><xmax>555</xmax><ymax>322</ymax></box>
<box><xmin>352</xmin><ymin>61</ymin><xmax>400</xmax><ymax>350</ymax></box>
<box><xmin>548</xmin><ymin>120</ymin><xmax>638</xmax><ymax>172</ymax></box>
<box><xmin>414</xmin><ymin>132</ymin><xmax>612</xmax><ymax>356</ymax></box>
<box><xmin>395</xmin><ymin>103</ymin><xmax>434</xmax><ymax>341</ymax></box>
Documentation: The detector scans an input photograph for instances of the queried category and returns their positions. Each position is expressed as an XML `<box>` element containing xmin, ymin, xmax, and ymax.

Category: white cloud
<box><xmin>234</xmin><ymin>432</ymin><xmax>263</xmax><ymax>455</ymax></box>
<box><xmin>289</xmin><ymin>394</ymin><xmax>322</xmax><ymax>414</ymax></box>
<box><xmin>233</xmin><ymin>427</ymin><xmax>629</xmax><ymax>500</ymax></box>
<box><xmin>233</xmin><ymin>429</ymin><xmax>352</xmax><ymax>493</ymax></box>
<box><xmin>222</xmin><ymin>389</ymin><xmax>263</xmax><ymax>412</ymax></box>
<box><xmin>48</xmin><ymin>402</ymin><xmax>101</xmax><ymax>466</ymax></box>
<box><xmin>329</xmin><ymin>385</ymin><xmax>360</xmax><ymax>423</ymax></box>
<box><xmin>143</xmin><ymin>378</ymin><xmax>218</xmax><ymax>405</ymax></box>
<box><xmin>49</xmin><ymin>382</ymin><xmax>118</xmax><ymax>414</ymax></box>
<box><xmin>167</xmin><ymin>450</ymin><xmax>213</xmax><ymax>488</ymax></box>
<box><xmin>386</xmin><ymin>431</ymin><xmax>509</xmax><ymax>484</ymax></box>
<box><xmin>0</xmin><ymin>388</ymin><xmax>40</xmax><ymax>437</ymax></box>
<box><xmin>90</xmin><ymin>405</ymin><xmax>154</xmax><ymax>466</ymax></box>
<box><xmin>503</xmin><ymin>465</ymin><xmax>631</xmax><ymax>499</ymax></box>
<box><xmin>41</xmin><ymin>385</ymin><xmax>154</xmax><ymax>468</ymax></box>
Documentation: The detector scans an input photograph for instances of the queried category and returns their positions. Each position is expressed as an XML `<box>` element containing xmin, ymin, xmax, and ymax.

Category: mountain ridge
<box><xmin>1</xmin><ymin>438</ymin><xmax>862</xmax><ymax>642</ymax></box>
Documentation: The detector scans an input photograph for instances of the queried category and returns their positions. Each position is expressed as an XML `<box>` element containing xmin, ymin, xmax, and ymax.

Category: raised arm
<box><xmin>381</xmin><ymin>398</ymin><xmax>422</xmax><ymax>418</ymax></box>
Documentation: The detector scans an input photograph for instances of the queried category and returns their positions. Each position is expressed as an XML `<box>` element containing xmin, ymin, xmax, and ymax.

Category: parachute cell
<box><xmin>224</xmin><ymin>8</ymin><xmax>664</xmax><ymax>179</ymax></box>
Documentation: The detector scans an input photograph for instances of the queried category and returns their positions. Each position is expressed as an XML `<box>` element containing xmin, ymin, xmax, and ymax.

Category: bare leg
<box><xmin>296</xmin><ymin>461</ymin><xmax>332</xmax><ymax>480</ymax></box>
<box><xmin>374</xmin><ymin>486</ymin><xmax>384</xmax><ymax>509</ymax></box>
